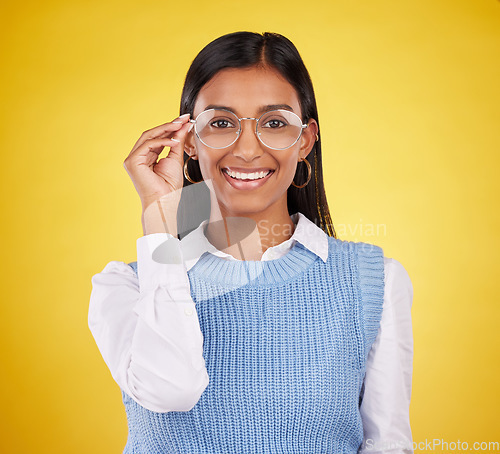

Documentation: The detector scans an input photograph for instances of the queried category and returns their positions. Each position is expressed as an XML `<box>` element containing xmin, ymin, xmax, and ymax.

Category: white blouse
<box><xmin>88</xmin><ymin>212</ymin><xmax>414</xmax><ymax>453</ymax></box>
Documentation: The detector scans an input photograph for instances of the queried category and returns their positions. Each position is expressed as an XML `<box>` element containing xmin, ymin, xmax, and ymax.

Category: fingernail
<box><xmin>172</xmin><ymin>113</ymin><xmax>190</xmax><ymax>124</ymax></box>
<box><xmin>171</xmin><ymin>137</ymin><xmax>180</xmax><ymax>143</ymax></box>
<box><xmin>187</xmin><ymin>123</ymin><xmax>194</xmax><ymax>132</ymax></box>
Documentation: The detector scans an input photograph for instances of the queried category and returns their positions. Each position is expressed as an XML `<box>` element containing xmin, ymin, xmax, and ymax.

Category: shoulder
<box><xmin>325</xmin><ymin>237</ymin><xmax>385</xmax><ymax>300</ymax></box>
<box><xmin>90</xmin><ymin>260</ymin><xmax>138</xmax><ymax>287</ymax></box>
<box><xmin>324</xmin><ymin>238</ymin><xmax>385</xmax><ymax>303</ymax></box>
<box><xmin>382</xmin><ymin>256</ymin><xmax>414</xmax><ymax>309</ymax></box>
<box><xmin>323</xmin><ymin>238</ymin><xmax>414</xmax><ymax>302</ymax></box>
<box><xmin>383</xmin><ymin>257</ymin><xmax>412</xmax><ymax>282</ymax></box>
<box><xmin>326</xmin><ymin>236</ymin><xmax>383</xmax><ymax>254</ymax></box>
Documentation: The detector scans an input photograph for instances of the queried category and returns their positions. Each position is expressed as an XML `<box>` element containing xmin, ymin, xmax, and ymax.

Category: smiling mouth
<box><xmin>222</xmin><ymin>169</ymin><xmax>274</xmax><ymax>181</ymax></box>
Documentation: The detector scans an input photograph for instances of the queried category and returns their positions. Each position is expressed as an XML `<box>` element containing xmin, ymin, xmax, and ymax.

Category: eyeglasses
<box><xmin>190</xmin><ymin>108</ymin><xmax>307</xmax><ymax>150</ymax></box>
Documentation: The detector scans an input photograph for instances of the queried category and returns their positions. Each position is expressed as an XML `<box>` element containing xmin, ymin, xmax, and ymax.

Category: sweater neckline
<box><xmin>188</xmin><ymin>240</ymin><xmax>323</xmax><ymax>287</ymax></box>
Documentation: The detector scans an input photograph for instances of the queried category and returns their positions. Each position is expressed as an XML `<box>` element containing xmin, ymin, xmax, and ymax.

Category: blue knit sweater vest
<box><xmin>123</xmin><ymin>236</ymin><xmax>385</xmax><ymax>454</ymax></box>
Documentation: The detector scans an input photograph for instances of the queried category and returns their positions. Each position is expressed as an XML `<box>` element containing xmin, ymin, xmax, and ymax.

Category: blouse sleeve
<box><xmin>88</xmin><ymin>233</ymin><xmax>209</xmax><ymax>413</ymax></box>
<box><xmin>358</xmin><ymin>257</ymin><xmax>414</xmax><ymax>454</ymax></box>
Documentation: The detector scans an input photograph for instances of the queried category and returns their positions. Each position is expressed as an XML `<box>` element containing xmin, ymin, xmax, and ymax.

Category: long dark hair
<box><xmin>178</xmin><ymin>31</ymin><xmax>336</xmax><ymax>238</ymax></box>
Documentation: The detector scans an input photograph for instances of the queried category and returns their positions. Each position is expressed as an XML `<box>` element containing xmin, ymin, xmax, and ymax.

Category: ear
<box><xmin>184</xmin><ymin>127</ymin><xmax>198</xmax><ymax>160</ymax></box>
<box><xmin>298</xmin><ymin>118</ymin><xmax>319</xmax><ymax>161</ymax></box>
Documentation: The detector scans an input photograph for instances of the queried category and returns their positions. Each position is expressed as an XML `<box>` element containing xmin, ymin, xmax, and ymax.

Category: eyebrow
<box><xmin>203</xmin><ymin>104</ymin><xmax>295</xmax><ymax>115</ymax></box>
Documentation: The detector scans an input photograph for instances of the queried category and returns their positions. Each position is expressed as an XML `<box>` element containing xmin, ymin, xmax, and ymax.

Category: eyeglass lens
<box><xmin>195</xmin><ymin>109</ymin><xmax>303</xmax><ymax>150</ymax></box>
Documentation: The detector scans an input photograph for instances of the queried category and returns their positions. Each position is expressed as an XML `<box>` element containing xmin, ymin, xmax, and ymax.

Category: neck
<box><xmin>205</xmin><ymin>202</ymin><xmax>296</xmax><ymax>261</ymax></box>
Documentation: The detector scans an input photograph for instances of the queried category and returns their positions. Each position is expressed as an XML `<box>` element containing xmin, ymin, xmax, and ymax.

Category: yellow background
<box><xmin>1</xmin><ymin>0</ymin><xmax>499</xmax><ymax>452</ymax></box>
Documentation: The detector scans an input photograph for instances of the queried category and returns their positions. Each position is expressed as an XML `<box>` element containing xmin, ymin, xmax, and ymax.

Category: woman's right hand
<box><xmin>123</xmin><ymin>113</ymin><xmax>193</xmax><ymax>210</ymax></box>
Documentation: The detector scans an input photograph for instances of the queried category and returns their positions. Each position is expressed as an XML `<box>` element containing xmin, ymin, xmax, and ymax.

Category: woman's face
<box><xmin>185</xmin><ymin>65</ymin><xmax>317</xmax><ymax>220</ymax></box>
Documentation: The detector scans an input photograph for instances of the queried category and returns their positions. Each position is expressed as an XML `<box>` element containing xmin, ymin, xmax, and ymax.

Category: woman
<box><xmin>89</xmin><ymin>31</ymin><xmax>414</xmax><ymax>454</ymax></box>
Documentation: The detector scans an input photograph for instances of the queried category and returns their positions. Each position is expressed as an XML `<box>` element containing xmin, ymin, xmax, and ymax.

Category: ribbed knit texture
<box><xmin>123</xmin><ymin>236</ymin><xmax>385</xmax><ymax>453</ymax></box>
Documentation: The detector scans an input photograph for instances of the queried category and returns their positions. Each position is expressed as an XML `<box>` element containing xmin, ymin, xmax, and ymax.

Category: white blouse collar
<box><xmin>180</xmin><ymin>212</ymin><xmax>329</xmax><ymax>271</ymax></box>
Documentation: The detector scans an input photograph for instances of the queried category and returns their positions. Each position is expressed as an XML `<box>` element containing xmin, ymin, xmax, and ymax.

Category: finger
<box><xmin>145</xmin><ymin>114</ymin><xmax>191</xmax><ymax>139</ymax></box>
<box><xmin>146</xmin><ymin>117</ymin><xmax>193</xmax><ymax>164</ymax></box>
<box><xmin>130</xmin><ymin>114</ymin><xmax>191</xmax><ymax>154</ymax></box>
<box><xmin>165</xmin><ymin>120</ymin><xmax>194</xmax><ymax>163</ymax></box>
<box><xmin>131</xmin><ymin>119</ymin><xmax>192</xmax><ymax>169</ymax></box>
<box><xmin>128</xmin><ymin>137</ymin><xmax>182</xmax><ymax>168</ymax></box>
<box><xmin>129</xmin><ymin>123</ymin><xmax>183</xmax><ymax>155</ymax></box>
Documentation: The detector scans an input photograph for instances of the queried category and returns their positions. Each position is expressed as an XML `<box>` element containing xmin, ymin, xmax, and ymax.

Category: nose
<box><xmin>231</xmin><ymin>118</ymin><xmax>263</xmax><ymax>161</ymax></box>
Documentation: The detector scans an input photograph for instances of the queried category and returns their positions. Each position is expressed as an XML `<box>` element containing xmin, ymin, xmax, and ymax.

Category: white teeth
<box><xmin>224</xmin><ymin>169</ymin><xmax>271</xmax><ymax>180</ymax></box>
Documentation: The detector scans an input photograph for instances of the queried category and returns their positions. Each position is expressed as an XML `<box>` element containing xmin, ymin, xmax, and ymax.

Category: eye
<box><xmin>260</xmin><ymin>112</ymin><xmax>290</xmax><ymax>129</ymax></box>
<box><xmin>209</xmin><ymin>118</ymin><xmax>237</xmax><ymax>129</ymax></box>
<box><xmin>262</xmin><ymin>118</ymin><xmax>287</xmax><ymax>129</ymax></box>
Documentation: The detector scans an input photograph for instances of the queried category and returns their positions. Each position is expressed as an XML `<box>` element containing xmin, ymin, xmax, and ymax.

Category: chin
<box><xmin>220</xmin><ymin>201</ymin><xmax>271</xmax><ymax>217</ymax></box>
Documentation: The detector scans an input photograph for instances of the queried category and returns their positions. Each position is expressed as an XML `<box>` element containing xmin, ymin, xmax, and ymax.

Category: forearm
<box><xmin>88</xmin><ymin>235</ymin><xmax>209</xmax><ymax>413</ymax></box>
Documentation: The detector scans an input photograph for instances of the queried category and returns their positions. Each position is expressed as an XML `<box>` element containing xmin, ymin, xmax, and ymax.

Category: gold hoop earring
<box><xmin>183</xmin><ymin>155</ymin><xmax>203</xmax><ymax>184</ymax></box>
<box><xmin>291</xmin><ymin>158</ymin><xmax>311</xmax><ymax>189</ymax></box>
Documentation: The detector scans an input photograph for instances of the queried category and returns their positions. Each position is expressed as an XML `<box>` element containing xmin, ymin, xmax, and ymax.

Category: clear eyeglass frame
<box><xmin>189</xmin><ymin>108</ymin><xmax>308</xmax><ymax>150</ymax></box>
